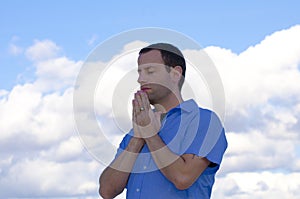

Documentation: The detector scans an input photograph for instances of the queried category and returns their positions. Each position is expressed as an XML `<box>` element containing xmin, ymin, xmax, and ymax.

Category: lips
<box><xmin>141</xmin><ymin>86</ymin><xmax>151</xmax><ymax>92</ymax></box>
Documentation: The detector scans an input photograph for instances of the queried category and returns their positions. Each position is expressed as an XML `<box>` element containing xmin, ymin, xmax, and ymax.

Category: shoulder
<box><xmin>197</xmin><ymin>107</ymin><xmax>223</xmax><ymax>126</ymax></box>
<box><xmin>184</xmin><ymin>100</ymin><xmax>222</xmax><ymax>122</ymax></box>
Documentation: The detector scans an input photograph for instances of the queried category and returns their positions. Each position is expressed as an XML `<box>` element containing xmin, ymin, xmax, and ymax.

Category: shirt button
<box><xmin>136</xmin><ymin>188</ymin><xmax>140</xmax><ymax>192</ymax></box>
<box><xmin>143</xmin><ymin>166</ymin><xmax>147</xmax><ymax>170</ymax></box>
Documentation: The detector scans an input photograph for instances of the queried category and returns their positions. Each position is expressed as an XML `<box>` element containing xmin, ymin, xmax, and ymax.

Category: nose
<box><xmin>137</xmin><ymin>72</ymin><xmax>146</xmax><ymax>84</ymax></box>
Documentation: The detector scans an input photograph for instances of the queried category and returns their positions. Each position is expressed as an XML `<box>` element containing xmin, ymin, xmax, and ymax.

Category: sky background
<box><xmin>1</xmin><ymin>1</ymin><xmax>300</xmax><ymax>198</ymax></box>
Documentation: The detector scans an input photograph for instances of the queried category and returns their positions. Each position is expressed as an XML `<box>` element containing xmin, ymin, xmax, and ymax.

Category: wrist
<box><xmin>126</xmin><ymin>137</ymin><xmax>145</xmax><ymax>153</ymax></box>
<box><xmin>144</xmin><ymin>134</ymin><xmax>159</xmax><ymax>143</ymax></box>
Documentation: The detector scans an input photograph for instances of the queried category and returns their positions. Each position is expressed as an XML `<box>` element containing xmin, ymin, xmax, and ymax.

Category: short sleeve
<box><xmin>114</xmin><ymin>130</ymin><xmax>133</xmax><ymax>159</ymax></box>
<box><xmin>184</xmin><ymin>109</ymin><xmax>227</xmax><ymax>165</ymax></box>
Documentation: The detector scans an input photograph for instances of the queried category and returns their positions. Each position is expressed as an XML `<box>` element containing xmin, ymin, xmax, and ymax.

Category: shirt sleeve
<box><xmin>114</xmin><ymin>130</ymin><xmax>133</xmax><ymax>159</ymax></box>
<box><xmin>183</xmin><ymin>109</ymin><xmax>228</xmax><ymax>165</ymax></box>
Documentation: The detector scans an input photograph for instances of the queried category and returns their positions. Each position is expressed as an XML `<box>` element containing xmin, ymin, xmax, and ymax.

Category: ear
<box><xmin>170</xmin><ymin>66</ymin><xmax>183</xmax><ymax>83</ymax></box>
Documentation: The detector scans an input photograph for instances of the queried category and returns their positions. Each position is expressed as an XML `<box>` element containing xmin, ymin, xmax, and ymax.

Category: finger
<box><xmin>132</xmin><ymin>99</ymin><xmax>139</xmax><ymax>121</ymax></box>
<box><xmin>140</xmin><ymin>91</ymin><xmax>150</xmax><ymax>111</ymax></box>
<box><xmin>155</xmin><ymin>111</ymin><xmax>163</xmax><ymax>121</ymax></box>
<box><xmin>135</xmin><ymin>91</ymin><xmax>143</xmax><ymax>110</ymax></box>
<box><xmin>132</xmin><ymin>99</ymin><xmax>140</xmax><ymax>137</ymax></box>
<box><xmin>132</xmin><ymin>99</ymin><xmax>135</xmax><ymax>121</ymax></box>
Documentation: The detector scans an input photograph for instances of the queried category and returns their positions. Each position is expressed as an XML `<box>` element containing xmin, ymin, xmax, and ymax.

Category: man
<box><xmin>99</xmin><ymin>43</ymin><xmax>227</xmax><ymax>199</ymax></box>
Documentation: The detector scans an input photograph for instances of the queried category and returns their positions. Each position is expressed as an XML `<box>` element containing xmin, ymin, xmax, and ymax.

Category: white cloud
<box><xmin>39</xmin><ymin>136</ymin><xmax>84</xmax><ymax>162</ymax></box>
<box><xmin>0</xmin><ymin>89</ymin><xmax>8</xmax><ymax>98</ymax></box>
<box><xmin>0</xmin><ymin>83</ymin><xmax>42</xmax><ymax>140</ymax></box>
<box><xmin>88</xmin><ymin>34</ymin><xmax>98</xmax><ymax>46</ymax></box>
<box><xmin>0</xmin><ymin>84</ymin><xmax>75</xmax><ymax>146</ymax></box>
<box><xmin>25</xmin><ymin>39</ymin><xmax>62</xmax><ymax>62</ymax></box>
<box><xmin>0</xmin><ymin>158</ymin><xmax>100</xmax><ymax>198</ymax></box>
<box><xmin>205</xmin><ymin>25</ymin><xmax>300</xmax><ymax>116</ymax></box>
<box><xmin>8</xmin><ymin>36</ymin><xmax>23</xmax><ymax>55</ymax></box>
<box><xmin>223</xmin><ymin>130</ymin><xmax>299</xmax><ymax>173</ymax></box>
<box><xmin>0</xmin><ymin>40</ymin><xmax>104</xmax><ymax>198</ymax></box>
<box><xmin>213</xmin><ymin>172</ymin><xmax>300</xmax><ymax>199</ymax></box>
<box><xmin>9</xmin><ymin>43</ymin><xmax>23</xmax><ymax>55</ymax></box>
<box><xmin>33</xmin><ymin>58</ymin><xmax>82</xmax><ymax>92</ymax></box>
<box><xmin>122</xmin><ymin>40</ymin><xmax>149</xmax><ymax>52</ymax></box>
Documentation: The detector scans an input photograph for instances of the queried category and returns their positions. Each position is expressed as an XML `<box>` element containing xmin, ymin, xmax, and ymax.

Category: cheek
<box><xmin>156</xmin><ymin>73</ymin><xmax>172</xmax><ymax>83</ymax></box>
<box><xmin>151</xmin><ymin>81</ymin><xmax>173</xmax><ymax>92</ymax></box>
<box><xmin>151</xmin><ymin>78</ymin><xmax>170</xmax><ymax>88</ymax></box>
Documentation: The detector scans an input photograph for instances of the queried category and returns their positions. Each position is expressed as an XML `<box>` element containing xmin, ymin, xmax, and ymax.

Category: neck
<box><xmin>153</xmin><ymin>91</ymin><xmax>183</xmax><ymax>113</ymax></box>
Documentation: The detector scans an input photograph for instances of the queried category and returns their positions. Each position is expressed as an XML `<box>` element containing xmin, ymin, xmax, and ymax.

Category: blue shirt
<box><xmin>115</xmin><ymin>99</ymin><xmax>227</xmax><ymax>199</ymax></box>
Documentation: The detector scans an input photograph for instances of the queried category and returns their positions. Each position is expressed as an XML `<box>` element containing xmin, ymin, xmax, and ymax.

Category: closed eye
<box><xmin>137</xmin><ymin>66</ymin><xmax>156</xmax><ymax>74</ymax></box>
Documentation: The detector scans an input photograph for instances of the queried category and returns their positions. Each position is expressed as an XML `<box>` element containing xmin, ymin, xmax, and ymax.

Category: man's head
<box><xmin>137</xmin><ymin>43</ymin><xmax>186</xmax><ymax>105</ymax></box>
<box><xmin>139</xmin><ymin>43</ymin><xmax>186</xmax><ymax>89</ymax></box>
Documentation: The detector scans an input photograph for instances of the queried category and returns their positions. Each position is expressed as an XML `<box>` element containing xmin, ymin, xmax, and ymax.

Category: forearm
<box><xmin>144</xmin><ymin>135</ymin><xmax>186</xmax><ymax>181</ymax></box>
<box><xmin>99</xmin><ymin>137</ymin><xmax>144</xmax><ymax>198</ymax></box>
<box><xmin>144</xmin><ymin>134</ymin><xmax>208</xmax><ymax>190</ymax></box>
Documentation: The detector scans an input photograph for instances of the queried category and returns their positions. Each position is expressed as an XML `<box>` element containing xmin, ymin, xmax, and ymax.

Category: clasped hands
<box><xmin>132</xmin><ymin>91</ymin><xmax>162</xmax><ymax>139</ymax></box>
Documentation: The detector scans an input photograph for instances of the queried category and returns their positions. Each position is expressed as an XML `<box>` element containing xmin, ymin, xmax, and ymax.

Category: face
<box><xmin>137</xmin><ymin>50</ymin><xmax>175</xmax><ymax>104</ymax></box>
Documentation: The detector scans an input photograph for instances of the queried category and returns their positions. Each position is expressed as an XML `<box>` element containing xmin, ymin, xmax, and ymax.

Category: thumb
<box><xmin>154</xmin><ymin>111</ymin><xmax>163</xmax><ymax>121</ymax></box>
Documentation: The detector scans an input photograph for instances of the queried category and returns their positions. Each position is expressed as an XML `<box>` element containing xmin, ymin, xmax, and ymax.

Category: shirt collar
<box><xmin>170</xmin><ymin>99</ymin><xmax>198</xmax><ymax>113</ymax></box>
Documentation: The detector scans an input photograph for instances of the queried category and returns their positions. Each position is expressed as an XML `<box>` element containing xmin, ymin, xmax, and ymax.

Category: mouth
<box><xmin>140</xmin><ymin>86</ymin><xmax>151</xmax><ymax>92</ymax></box>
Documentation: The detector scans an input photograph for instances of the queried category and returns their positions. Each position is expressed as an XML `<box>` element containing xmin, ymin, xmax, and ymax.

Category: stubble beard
<box><xmin>147</xmin><ymin>86</ymin><xmax>173</xmax><ymax>106</ymax></box>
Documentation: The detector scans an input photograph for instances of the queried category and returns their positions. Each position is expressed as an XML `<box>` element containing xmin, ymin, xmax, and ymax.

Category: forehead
<box><xmin>138</xmin><ymin>49</ymin><xmax>164</xmax><ymax>66</ymax></box>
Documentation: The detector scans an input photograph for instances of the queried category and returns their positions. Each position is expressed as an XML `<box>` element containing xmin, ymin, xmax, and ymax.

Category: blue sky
<box><xmin>1</xmin><ymin>1</ymin><xmax>300</xmax><ymax>199</ymax></box>
<box><xmin>1</xmin><ymin>0</ymin><xmax>300</xmax><ymax>90</ymax></box>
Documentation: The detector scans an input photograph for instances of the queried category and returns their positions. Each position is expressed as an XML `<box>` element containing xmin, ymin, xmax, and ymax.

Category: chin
<box><xmin>148</xmin><ymin>97</ymin><xmax>156</xmax><ymax>105</ymax></box>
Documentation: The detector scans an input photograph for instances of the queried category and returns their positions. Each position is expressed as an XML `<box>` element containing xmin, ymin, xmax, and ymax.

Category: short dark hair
<box><xmin>139</xmin><ymin>43</ymin><xmax>186</xmax><ymax>89</ymax></box>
